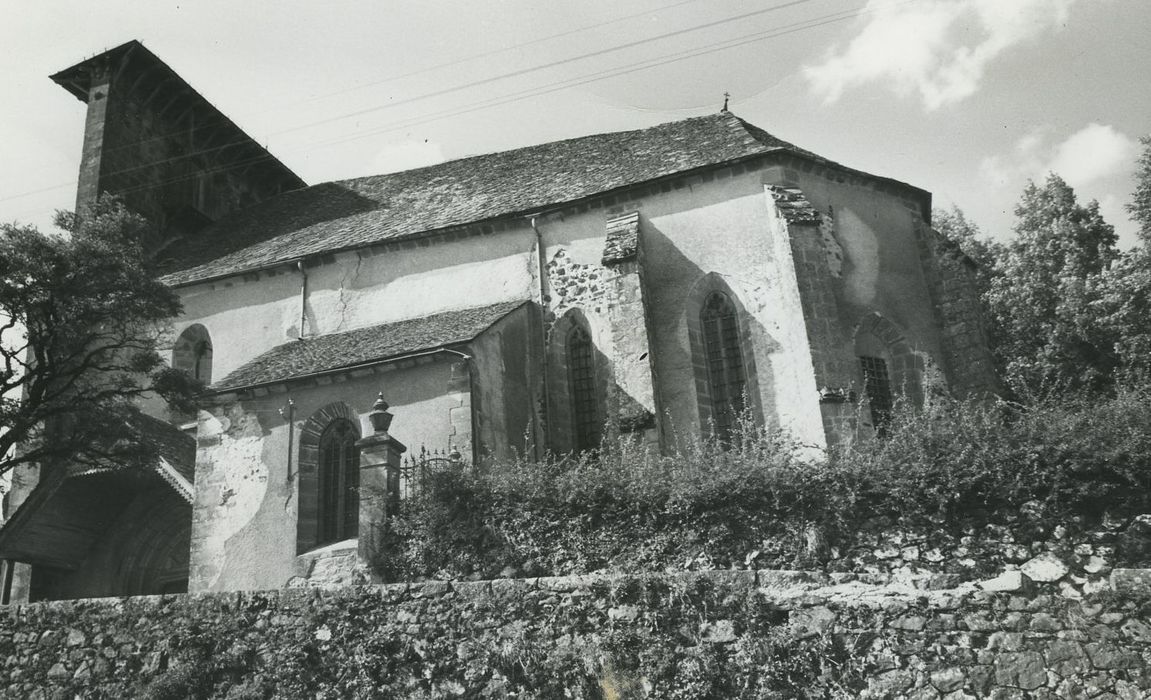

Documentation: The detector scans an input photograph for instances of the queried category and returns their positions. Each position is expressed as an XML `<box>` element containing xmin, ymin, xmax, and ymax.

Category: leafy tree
<box><xmin>1128</xmin><ymin>135</ymin><xmax>1151</xmax><ymax>244</ymax></box>
<box><xmin>933</xmin><ymin>204</ymin><xmax>1003</xmax><ymax>310</ymax></box>
<box><xmin>988</xmin><ymin>174</ymin><xmax>1118</xmax><ymax>399</ymax></box>
<box><xmin>1098</xmin><ymin>250</ymin><xmax>1151</xmax><ymax>383</ymax></box>
<box><xmin>1100</xmin><ymin>135</ymin><xmax>1151</xmax><ymax>382</ymax></box>
<box><xmin>0</xmin><ymin>199</ymin><xmax>199</xmax><ymax>477</ymax></box>
<box><xmin>933</xmin><ymin>205</ymin><xmax>1000</xmax><ymax>269</ymax></box>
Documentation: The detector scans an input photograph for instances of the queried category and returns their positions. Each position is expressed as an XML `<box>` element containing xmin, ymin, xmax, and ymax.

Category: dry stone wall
<box><xmin>3</xmin><ymin>566</ymin><xmax>1151</xmax><ymax>698</ymax></box>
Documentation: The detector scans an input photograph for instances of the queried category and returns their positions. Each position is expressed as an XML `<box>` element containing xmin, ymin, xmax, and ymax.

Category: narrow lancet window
<box><xmin>701</xmin><ymin>291</ymin><xmax>746</xmax><ymax>440</ymax></box>
<box><xmin>859</xmin><ymin>355</ymin><xmax>894</xmax><ymax>435</ymax></box>
<box><xmin>568</xmin><ymin>325</ymin><xmax>601</xmax><ymax>451</ymax></box>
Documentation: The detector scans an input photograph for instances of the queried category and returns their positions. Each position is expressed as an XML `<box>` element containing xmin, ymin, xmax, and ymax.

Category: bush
<box><xmin>375</xmin><ymin>386</ymin><xmax>1151</xmax><ymax>581</ymax></box>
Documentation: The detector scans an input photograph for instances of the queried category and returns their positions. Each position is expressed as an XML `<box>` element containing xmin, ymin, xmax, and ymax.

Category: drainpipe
<box><xmin>296</xmin><ymin>260</ymin><xmax>308</xmax><ymax>340</ymax></box>
<box><xmin>530</xmin><ymin>215</ymin><xmax>548</xmax><ymax>460</ymax></box>
<box><xmin>281</xmin><ymin>398</ymin><xmax>296</xmax><ymax>485</ymax></box>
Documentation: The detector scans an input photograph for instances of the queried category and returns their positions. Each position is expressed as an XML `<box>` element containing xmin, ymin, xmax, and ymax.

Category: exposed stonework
<box><xmin>545</xmin><ymin>247</ymin><xmax>610</xmax><ymax>333</ymax></box>
<box><xmin>819</xmin><ymin>212</ymin><xmax>845</xmax><ymax>278</ymax></box>
<box><xmin>601</xmin><ymin>211</ymin><xmax>640</xmax><ymax>265</ymax></box>
<box><xmin>770</xmin><ymin>186</ymin><xmax>859</xmax><ymax>446</ymax></box>
<box><xmin>915</xmin><ymin>223</ymin><xmax>1001</xmax><ymax>398</ymax></box>
<box><xmin>767</xmin><ymin>184</ymin><xmax>823</xmax><ymax>224</ymax></box>
<box><xmin>3</xmin><ymin>567</ymin><xmax>1151</xmax><ymax>698</ymax></box>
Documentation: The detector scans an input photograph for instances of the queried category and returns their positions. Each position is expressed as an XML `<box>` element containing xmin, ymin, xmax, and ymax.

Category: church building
<box><xmin>0</xmin><ymin>41</ymin><xmax>996</xmax><ymax>600</ymax></box>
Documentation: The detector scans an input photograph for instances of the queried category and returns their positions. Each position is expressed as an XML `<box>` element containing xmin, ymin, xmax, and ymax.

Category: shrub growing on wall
<box><xmin>376</xmin><ymin>389</ymin><xmax>1151</xmax><ymax>582</ymax></box>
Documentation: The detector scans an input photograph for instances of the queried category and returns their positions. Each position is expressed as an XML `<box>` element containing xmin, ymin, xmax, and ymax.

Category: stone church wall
<box><xmin>189</xmin><ymin>358</ymin><xmax>469</xmax><ymax>593</ymax></box>
<box><xmin>161</xmin><ymin>151</ymin><xmax>991</xmax><ymax>596</ymax></box>
<box><xmin>3</xmin><ymin>568</ymin><xmax>1149</xmax><ymax>698</ymax></box>
<box><xmin>172</xmin><ymin>225</ymin><xmax>538</xmax><ymax>385</ymax></box>
<box><xmin>166</xmin><ymin>150</ymin><xmax>967</xmax><ymax>456</ymax></box>
<box><xmin>468</xmin><ymin>304</ymin><xmax>542</xmax><ymax>462</ymax></box>
<box><xmin>914</xmin><ymin>223</ymin><xmax>1001</xmax><ymax>399</ymax></box>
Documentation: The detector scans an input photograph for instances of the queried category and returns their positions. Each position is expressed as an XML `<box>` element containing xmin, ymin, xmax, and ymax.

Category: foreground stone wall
<box><xmin>3</xmin><ymin>568</ymin><xmax>1150</xmax><ymax>699</ymax></box>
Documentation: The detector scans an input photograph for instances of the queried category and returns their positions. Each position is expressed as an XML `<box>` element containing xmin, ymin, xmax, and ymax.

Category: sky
<box><xmin>1</xmin><ymin>0</ymin><xmax>1148</xmax><ymax>246</ymax></box>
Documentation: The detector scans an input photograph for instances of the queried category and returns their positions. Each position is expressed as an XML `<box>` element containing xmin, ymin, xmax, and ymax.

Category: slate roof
<box><xmin>212</xmin><ymin>301</ymin><xmax>527</xmax><ymax>392</ymax></box>
<box><xmin>130</xmin><ymin>411</ymin><xmax>196</xmax><ymax>483</ymax></box>
<box><xmin>159</xmin><ymin>112</ymin><xmax>926</xmax><ymax>287</ymax></box>
<box><xmin>68</xmin><ymin>409</ymin><xmax>196</xmax><ymax>484</ymax></box>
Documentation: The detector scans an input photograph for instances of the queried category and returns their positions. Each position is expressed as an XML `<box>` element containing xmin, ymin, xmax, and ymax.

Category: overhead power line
<box><xmin>82</xmin><ymin>1</ymin><xmax>887</xmax><ymax>205</ymax></box>
<box><xmin>298</xmin><ymin>0</ymin><xmax>715</xmax><ymax>104</ymax></box>
<box><xmin>57</xmin><ymin>0</ymin><xmax>721</xmax><ymax>168</ymax></box>
<box><xmin>305</xmin><ymin>4</ymin><xmax>887</xmax><ymax>151</ymax></box>
<box><xmin>274</xmin><ymin>0</ymin><xmax>825</xmax><ymax>136</ymax></box>
<box><xmin>3</xmin><ymin>0</ymin><xmax>910</xmax><ymax>213</ymax></box>
<box><xmin>0</xmin><ymin>0</ymin><xmax>830</xmax><ymax>205</ymax></box>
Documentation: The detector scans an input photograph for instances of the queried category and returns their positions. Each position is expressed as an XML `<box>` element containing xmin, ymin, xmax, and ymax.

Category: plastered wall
<box><xmin>189</xmin><ymin>359</ymin><xmax>468</xmax><ymax>593</ymax></box>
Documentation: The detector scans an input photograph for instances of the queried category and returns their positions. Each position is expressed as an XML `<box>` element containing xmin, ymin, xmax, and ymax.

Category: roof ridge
<box><xmin>157</xmin><ymin>112</ymin><xmax>927</xmax><ymax>287</ymax></box>
<box><xmin>332</xmin><ymin>112</ymin><xmax>738</xmax><ymax>187</ymax></box>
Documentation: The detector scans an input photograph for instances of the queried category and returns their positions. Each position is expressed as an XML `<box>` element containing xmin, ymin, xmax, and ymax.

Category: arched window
<box><xmin>700</xmin><ymin>291</ymin><xmax>747</xmax><ymax>441</ymax></box>
<box><xmin>172</xmin><ymin>324</ymin><xmax>213</xmax><ymax>385</ymax></box>
<box><xmin>567</xmin><ymin>325</ymin><xmax>601</xmax><ymax>451</ymax></box>
<box><xmin>297</xmin><ymin>403</ymin><xmax>361</xmax><ymax>554</ymax></box>
<box><xmin>854</xmin><ymin>313</ymin><xmax>922</xmax><ymax>437</ymax></box>
<box><xmin>318</xmin><ymin>419</ymin><xmax>360</xmax><ymax>545</ymax></box>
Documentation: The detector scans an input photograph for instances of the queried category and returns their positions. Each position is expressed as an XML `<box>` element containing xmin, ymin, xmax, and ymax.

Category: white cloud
<box><xmin>977</xmin><ymin>122</ymin><xmax>1141</xmax><ymax>245</ymax></box>
<box><xmin>980</xmin><ymin>123</ymin><xmax>1137</xmax><ymax>190</ymax></box>
<box><xmin>367</xmin><ymin>139</ymin><xmax>446</xmax><ymax>174</ymax></box>
<box><xmin>1048</xmin><ymin>123</ymin><xmax>1139</xmax><ymax>188</ymax></box>
<box><xmin>806</xmin><ymin>0</ymin><xmax>1078</xmax><ymax>110</ymax></box>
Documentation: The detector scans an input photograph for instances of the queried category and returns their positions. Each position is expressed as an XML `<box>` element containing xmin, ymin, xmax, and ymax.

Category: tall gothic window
<box><xmin>701</xmin><ymin>291</ymin><xmax>747</xmax><ymax>440</ymax></box>
<box><xmin>568</xmin><ymin>325</ymin><xmax>601</xmax><ymax>451</ymax></box>
<box><xmin>858</xmin><ymin>355</ymin><xmax>894</xmax><ymax>436</ymax></box>
<box><xmin>318</xmin><ymin>419</ymin><xmax>359</xmax><ymax>545</ymax></box>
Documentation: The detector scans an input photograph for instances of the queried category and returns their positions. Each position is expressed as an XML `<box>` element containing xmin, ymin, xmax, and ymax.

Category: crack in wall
<box><xmin>335</xmin><ymin>254</ymin><xmax>364</xmax><ymax>332</ymax></box>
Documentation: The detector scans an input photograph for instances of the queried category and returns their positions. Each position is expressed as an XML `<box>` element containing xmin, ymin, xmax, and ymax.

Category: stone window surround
<box><xmin>317</xmin><ymin>418</ymin><xmax>360</xmax><ymax>547</ymax></box>
<box><xmin>547</xmin><ymin>309</ymin><xmax>607</xmax><ymax>453</ymax></box>
<box><xmin>853</xmin><ymin>313</ymin><xmax>924</xmax><ymax>431</ymax></box>
<box><xmin>684</xmin><ymin>273</ymin><xmax>763</xmax><ymax>439</ymax></box>
<box><xmin>296</xmin><ymin>402</ymin><xmax>361</xmax><ymax>555</ymax></box>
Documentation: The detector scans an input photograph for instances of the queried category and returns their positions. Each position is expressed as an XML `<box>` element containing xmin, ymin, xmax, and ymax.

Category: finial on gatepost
<box><xmin>367</xmin><ymin>392</ymin><xmax>393</xmax><ymax>436</ymax></box>
<box><xmin>357</xmin><ymin>391</ymin><xmax>406</xmax><ymax>453</ymax></box>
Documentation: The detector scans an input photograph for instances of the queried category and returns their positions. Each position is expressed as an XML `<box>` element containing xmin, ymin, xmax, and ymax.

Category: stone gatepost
<box><xmin>355</xmin><ymin>393</ymin><xmax>407</xmax><ymax>572</ymax></box>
